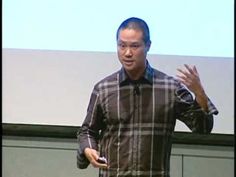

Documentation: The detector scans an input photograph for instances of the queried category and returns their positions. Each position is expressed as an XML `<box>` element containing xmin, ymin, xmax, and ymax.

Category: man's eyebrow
<box><xmin>118</xmin><ymin>40</ymin><xmax>141</xmax><ymax>44</ymax></box>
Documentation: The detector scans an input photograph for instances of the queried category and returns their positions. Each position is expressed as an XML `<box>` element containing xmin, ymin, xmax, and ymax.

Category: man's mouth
<box><xmin>123</xmin><ymin>60</ymin><xmax>134</xmax><ymax>66</ymax></box>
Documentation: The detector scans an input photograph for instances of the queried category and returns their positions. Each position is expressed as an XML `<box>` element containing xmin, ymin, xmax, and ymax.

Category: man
<box><xmin>77</xmin><ymin>17</ymin><xmax>218</xmax><ymax>177</ymax></box>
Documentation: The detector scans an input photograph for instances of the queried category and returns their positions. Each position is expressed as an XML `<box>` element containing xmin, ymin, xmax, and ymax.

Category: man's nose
<box><xmin>125</xmin><ymin>47</ymin><xmax>133</xmax><ymax>57</ymax></box>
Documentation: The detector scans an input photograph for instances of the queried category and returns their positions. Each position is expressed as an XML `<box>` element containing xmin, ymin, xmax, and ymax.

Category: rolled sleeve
<box><xmin>206</xmin><ymin>97</ymin><xmax>219</xmax><ymax>115</ymax></box>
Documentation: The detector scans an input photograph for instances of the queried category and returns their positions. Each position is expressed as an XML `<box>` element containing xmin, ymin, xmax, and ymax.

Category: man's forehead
<box><xmin>118</xmin><ymin>29</ymin><xmax>144</xmax><ymax>41</ymax></box>
<box><xmin>119</xmin><ymin>28</ymin><xmax>143</xmax><ymax>34</ymax></box>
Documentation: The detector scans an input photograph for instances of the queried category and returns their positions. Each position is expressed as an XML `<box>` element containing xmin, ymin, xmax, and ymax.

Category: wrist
<box><xmin>195</xmin><ymin>90</ymin><xmax>208</xmax><ymax>112</ymax></box>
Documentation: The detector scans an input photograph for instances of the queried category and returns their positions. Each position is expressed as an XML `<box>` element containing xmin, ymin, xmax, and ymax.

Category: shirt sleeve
<box><xmin>76</xmin><ymin>85</ymin><xmax>104</xmax><ymax>169</ymax></box>
<box><xmin>175</xmin><ymin>82</ymin><xmax>219</xmax><ymax>134</ymax></box>
<box><xmin>76</xmin><ymin>135</ymin><xmax>90</xmax><ymax>169</ymax></box>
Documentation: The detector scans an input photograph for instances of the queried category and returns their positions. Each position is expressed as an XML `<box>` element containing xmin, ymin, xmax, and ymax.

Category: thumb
<box><xmin>91</xmin><ymin>150</ymin><xmax>100</xmax><ymax>160</ymax></box>
<box><xmin>84</xmin><ymin>148</ymin><xmax>99</xmax><ymax>161</ymax></box>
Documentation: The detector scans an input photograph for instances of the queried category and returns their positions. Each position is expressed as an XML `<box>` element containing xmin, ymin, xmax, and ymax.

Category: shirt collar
<box><xmin>119</xmin><ymin>60</ymin><xmax>154</xmax><ymax>86</ymax></box>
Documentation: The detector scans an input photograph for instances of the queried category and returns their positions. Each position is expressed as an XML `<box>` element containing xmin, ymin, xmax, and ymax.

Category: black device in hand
<box><xmin>97</xmin><ymin>157</ymin><xmax>107</xmax><ymax>164</ymax></box>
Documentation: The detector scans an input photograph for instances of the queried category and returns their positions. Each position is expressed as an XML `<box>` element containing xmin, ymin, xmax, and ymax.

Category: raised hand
<box><xmin>176</xmin><ymin>64</ymin><xmax>208</xmax><ymax>111</ymax></box>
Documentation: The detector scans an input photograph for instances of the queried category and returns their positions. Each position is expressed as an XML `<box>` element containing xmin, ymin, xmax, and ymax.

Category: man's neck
<box><xmin>126</xmin><ymin>62</ymin><xmax>146</xmax><ymax>81</ymax></box>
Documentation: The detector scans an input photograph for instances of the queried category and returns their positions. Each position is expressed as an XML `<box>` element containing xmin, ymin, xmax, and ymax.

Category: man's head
<box><xmin>116</xmin><ymin>17</ymin><xmax>151</xmax><ymax>80</ymax></box>
<box><xmin>116</xmin><ymin>17</ymin><xmax>151</xmax><ymax>45</ymax></box>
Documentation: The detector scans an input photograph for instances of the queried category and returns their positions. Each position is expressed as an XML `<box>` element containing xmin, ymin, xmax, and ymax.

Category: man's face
<box><xmin>117</xmin><ymin>29</ymin><xmax>150</xmax><ymax>76</ymax></box>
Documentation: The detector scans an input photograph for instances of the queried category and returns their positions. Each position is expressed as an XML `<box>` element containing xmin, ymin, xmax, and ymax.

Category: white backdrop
<box><xmin>3</xmin><ymin>0</ymin><xmax>234</xmax><ymax>134</ymax></box>
<box><xmin>2</xmin><ymin>48</ymin><xmax>234</xmax><ymax>134</ymax></box>
<box><xmin>3</xmin><ymin>0</ymin><xmax>234</xmax><ymax>57</ymax></box>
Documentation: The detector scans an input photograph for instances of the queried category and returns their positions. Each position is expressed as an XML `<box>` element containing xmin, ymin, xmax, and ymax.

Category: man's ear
<box><xmin>145</xmin><ymin>40</ymin><xmax>151</xmax><ymax>52</ymax></box>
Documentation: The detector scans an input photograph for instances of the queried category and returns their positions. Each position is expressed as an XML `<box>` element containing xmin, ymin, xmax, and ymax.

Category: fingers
<box><xmin>192</xmin><ymin>65</ymin><xmax>198</xmax><ymax>76</ymax></box>
<box><xmin>177</xmin><ymin>64</ymin><xmax>196</xmax><ymax>75</ymax></box>
<box><xmin>184</xmin><ymin>64</ymin><xmax>199</xmax><ymax>76</ymax></box>
<box><xmin>176</xmin><ymin>64</ymin><xmax>196</xmax><ymax>87</ymax></box>
<box><xmin>177</xmin><ymin>64</ymin><xmax>199</xmax><ymax>79</ymax></box>
<box><xmin>176</xmin><ymin>65</ymin><xmax>190</xmax><ymax>85</ymax></box>
<box><xmin>91</xmin><ymin>158</ymin><xmax>108</xmax><ymax>169</ymax></box>
<box><xmin>176</xmin><ymin>64</ymin><xmax>203</xmax><ymax>94</ymax></box>
<box><xmin>184</xmin><ymin>64</ymin><xmax>194</xmax><ymax>74</ymax></box>
<box><xmin>84</xmin><ymin>148</ymin><xmax>108</xmax><ymax>169</ymax></box>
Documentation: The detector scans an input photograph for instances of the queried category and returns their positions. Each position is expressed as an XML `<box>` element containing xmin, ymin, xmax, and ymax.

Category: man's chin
<box><xmin>123</xmin><ymin>65</ymin><xmax>135</xmax><ymax>72</ymax></box>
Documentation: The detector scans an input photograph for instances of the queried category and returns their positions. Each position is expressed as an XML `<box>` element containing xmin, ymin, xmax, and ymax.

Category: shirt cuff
<box><xmin>194</xmin><ymin>97</ymin><xmax>219</xmax><ymax>115</ymax></box>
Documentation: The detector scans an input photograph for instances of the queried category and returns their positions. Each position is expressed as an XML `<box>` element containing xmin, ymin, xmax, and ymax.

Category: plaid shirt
<box><xmin>77</xmin><ymin>61</ymin><xmax>218</xmax><ymax>177</ymax></box>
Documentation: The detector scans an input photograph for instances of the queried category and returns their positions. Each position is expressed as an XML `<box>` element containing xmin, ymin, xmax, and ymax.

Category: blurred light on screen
<box><xmin>3</xmin><ymin>0</ymin><xmax>234</xmax><ymax>57</ymax></box>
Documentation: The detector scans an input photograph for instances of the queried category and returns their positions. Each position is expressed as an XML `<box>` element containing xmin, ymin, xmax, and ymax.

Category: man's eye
<box><xmin>118</xmin><ymin>44</ymin><xmax>126</xmax><ymax>48</ymax></box>
<box><xmin>131</xmin><ymin>44</ymin><xmax>140</xmax><ymax>49</ymax></box>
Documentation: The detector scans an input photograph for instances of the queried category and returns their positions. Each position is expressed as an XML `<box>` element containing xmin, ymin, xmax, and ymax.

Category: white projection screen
<box><xmin>2</xmin><ymin>0</ymin><xmax>234</xmax><ymax>134</ymax></box>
